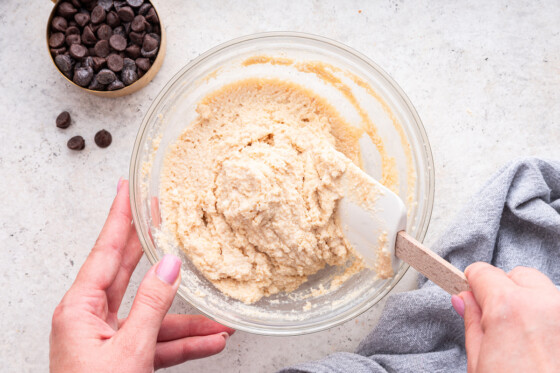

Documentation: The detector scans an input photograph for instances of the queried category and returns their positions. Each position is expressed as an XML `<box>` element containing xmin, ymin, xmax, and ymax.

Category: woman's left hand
<box><xmin>49</xmin><ymin>179</ymin><xmax>234</xmax><ymax>372</ymax></box>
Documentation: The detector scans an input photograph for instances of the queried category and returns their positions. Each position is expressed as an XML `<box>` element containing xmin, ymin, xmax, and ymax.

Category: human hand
<box><xmin>50</xmin><ymin>179</ymin><xmax>234</xmax><ymax>372</ymax></box>
<box><xmin>452</xmin><ymin>262</ymin><xmax>560</xmax><ymax>373</ymax></box>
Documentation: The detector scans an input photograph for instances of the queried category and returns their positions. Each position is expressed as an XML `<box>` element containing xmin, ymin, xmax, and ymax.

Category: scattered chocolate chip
<box><xmin>129</xmin><ymin>31</ymin><xmax>144</xmax><ymax>45</ymax></box>
<box><xmin>127</xmin><ymin>0</ymin><xmax>143</xmax><ymax>7</ymax></box>
<box><xmin>131</xmin><ymin>15</ymin><xmax>147</xmax><ymax>32</ymax></box>
<box><xmin>135</xmin><ymin>57</ymin><xmax>150</xmax><ymax>71</ymax></box>
<box><xmin>57</xmin><ymin>2</ymin><xmax>78</xmax><ymax>18</ymax></box>
<box><xmin>106</xmin><ymin>11</ymin><xmax>120</xmax><ymax>27</ymax></box>
<box><xmin>96</xmin><ymin>68</ymin><xmax>117</xmax><ymax>84</ymax></box>
<box><xmin>67</xmin><ymin>136</ymin><xmax>85</xmax><ymax>150</ymax></box>
<box><xmin>81</xmin><ymin>25</ymin><xmax>97</xmax><ymax>45</ymax></box>
<box><xmin>98</xmin><ymin>0</ymin><xmax>114</xmax><ymax>11</ymax></box>
<box><xmin>55</xmin><ymin>54</ymin><xmax>74</xmax><ymax>72</ymax></box>
<box><xmin>65</xmin><ymin>25</ymin><xmax>80</xmax><ymax>36</ymax></box>
<box><xmin>109</xmin><ymin>34</ymin><xmax>127</xmax><ymax>51</ymax></box>
<box><xmin>91</xmin><ymin>5</ymin><xmax>106</xmax><ymax>24</ymax></box>
<box><xmin>49</xmin><ymin>33</ymin><xmax>65</xmax><ymax>48</ymax></box>
<box><xmin>106</xmin><ymin>53</ymin><xmax>124</xmax><ymax>71</ymax></box>
<box><xmin>50</xmin><ymin>47</ymin><xmax>67</xmax><ymax>56</ymax></box>
<box><xmin>94</xmin><ymin>129</ymin><xmax>112</xmax><ymax>148</ymax></box>
<box><xmin>125</xmin><ymin>44</ymin><xmax>141</xmax><ymax>59</ymax></box>
<box><xmin>145</xmin><ymin>7</ymin><xmax>158</xmax><ymax>24</ymax></box>
<box><xmin>73</xmin><ymin>66</ymin><xmax>94</xmax><ymax>86</ymax></box>
<box><xmin>96</xmin><ymin>24</ymin><xmax>112</xmax><ymax>40</ymax></box>
<box><xmin>65</xmin><ymin>33</ymin><xmax>81</xmax><ymax>46</ymax></box>
<box><xmin>107</xmin><ymin>79</ymin><xmax>124</xmax><ymax>90</ymax></box>
<box><xmin>117</xmin><ymin>6</ymin><xmax>134</xmax><ymax>22</ymax></box>
<box><xmin>74</xmin><ymin>12</ymin><xmax>90</xmax><ymax>27</ymax></box>
<box><xmin>94</xmin><ymin>39</ymin><xmax>110</xmax><ymax>57</ymax></box>
<box><xmin>56</xmin><ymin>111</ymin><xmax>72</xmax><ymax>129</ymax></box>
<box><xmin>69</xmin><ymin>43</ymin><xmax>89</xmax><ymax>58</ymax></box>
<box><xmin>138</xmin><ymin>3</ymin><xmax>151</xmax><ymax>15</ymax></box>
<box><xmin>92</xmin><ymin>56</ymin><xmax>107</xmax><ymax>71</ymax></box>
<box><xmin>121</xmin><ymin>68</ymin><xmax>138</xmax><ymax>85</ymax></box>
<box><xmin>112</xmin><ymin>25</ymin><xmax>125</xmax><ymax>37</ymax></box>
<box><xmin>52</xmin><ymin>17</ymin><xmax>68</xmax><ymax>32</ymax></box>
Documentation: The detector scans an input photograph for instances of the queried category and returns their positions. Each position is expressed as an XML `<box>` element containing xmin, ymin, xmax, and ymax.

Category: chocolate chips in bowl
<box><xmin>47</xmin><ymin>0</ymin><xmax>166</xmax><ymax>97</ymax></box>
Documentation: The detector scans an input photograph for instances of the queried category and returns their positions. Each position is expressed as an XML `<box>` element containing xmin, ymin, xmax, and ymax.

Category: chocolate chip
<box><xmin>57</xmin><ymin>2</ymin><xmax>77</xmax><ymax>18</ymax></box>
<box><xmin>91</xmin><ymin>6</ymin><xmax>106</xmax><ymax>24</ymax></box>
<box><xmin>67</xmin><ymin>136</ymin><xmax>85</xmax><ymax>150</ymax></box>
<box><xmin>138</xmin><ymin>3</ymin><xmax>151</xmax><ymax>15</ymax></box>
<box><xmin>142</xmin><ymin>33</ymin><xmax>158</xmax><ymax>52</ymax></box>
<box><xmin>65</xmin><ymin>33</ymin><xmax>81</xmax><ymax>46</ymax></box>
<box><xmin>106</xmin><ymin>11</ymin><xmax>120</xmax><ymax>27</ymax></box>
<box><xmin>52</xmin><ymin>17</ymin><xmax>68</xmax><ymax>32</ymax></box>
<box><xmin>83</xmin><ymin>56</ymin><xmax>94</xmax><ymax>68</ymax></box>
<box><xmin>151</xmin><ymin>24</ymin><xmax>159</xmax><ymax>35</ymax></box>
<box><xmin>117</xmin><ymin>6</ymin><xmax>134</xmax><ymax>22</ymax></box>
<box><xmin>96</xmin><ymin>68</ymin><xmax>117</xmax><ymax>84</ymax></box>
<box><xmin>145</xmin><ymin>7</ymin><xmax>159</xmax><ymax>24</ymax></box>
<box><xmin>49</xmin><ymin>33</ymin><xmax>65</xmax><ymax>48</ymax></box>
<box><xmin>71</xmin><ymin>0</ymin><xmax>82</xmax><ymax>8</ymax></box>
<box><xmin>65</xmin><ymin>26</ymin><xmax>80</xmax><ymax>36</ymax></box>
<box><xmin>88</xmin><ymin>76</ymin><xmax>106</xmax><ymax>90</ymax></box>
<box><xmin>131</xmin><ymin>15</ymin><xmax>147</xmax><ymax>32</ymax></box>
<box><xmin>122</xmin><ymin>22</ymin><xmax>131</xmax><ymax>34</ymax></box>
<box><xmin>107</xmin><ymin>79</ymin><xmax>124</xmax><ymax>90</ymax></box>
<box><xmin>109</xmin><ymin>34</ymin><xmax>127</xmax><ymax>51</ymax></box>
<box><xmin>135</xmin><ymin>57</ymin><xmax>151</xmax><ymax>71</ymax></box>
<box><xmin>125</xmin><ymin>44</ymin><xmax>141</xmax><ymax>59</ymax></box>
<box><xmin>82</xmin><ymin>25</ymin><xmax>97</xmax><ymax>45</ymax></box>
<box><xmin>56</xmin><ymin>111</ymin><xmax>71</xmax><ymax>129</ymax></box>
<box><xmin>121</xmin><ymin>68</ymin><xmax>138</xmax><ymax>85</ymax></box>
<box><xmin>96</xmin><ymin>24</ymin><xmax>112</xmax><ymax>40</ymax></box>
<box><xmin>123</xmin><ymin>57</ymin><xmax>136</xmax><ymax>71</ymax></box>
<box><xmin>94</xmin><ymin>39</ymin><xmax>110</xmax><ymax>57</ymax></box>
<box><xmin>113</xmin><ymin>0</ymin><xmax>126</xmax><ymax>10</ymax></box>
<box><xmin>88</xmin><ymin>47</ymin><xmax>97</xmax><ymax>56</ymax></box>
<box><xmin>55</xmin><ymin>54</ymin><xmax>74</xmax><ymax>72</ymax></box>
<box><xmin>50</xmin><ymin>47</ymin><xmax>67</xmax><ymax>56</ymax></box>
<box><xmin>73</xmin><ymin>66</ymin><xmax>94</xmax><ymax>86</ymax></box>
<box><xmin>106</xmin><ymin>53</ymin><xmax>124</xmax><ymax>71</ymax></box>
<box><xmin>74</xmin><ymin>12</ymin><xmax>90</xmax><ymax>27</ymax></box>
<box><xmin>129</xmin><ymin>31</ymin><xmax>144</xmax><ymax>45</ymax></box>
<box><xmin>112</xmin><ymin>25</ymin><xmax>125</xmax><ymax>37</ymax></box>
<box><xmin>92</xmin><ymin>56</ymin><xmax>106</xmax><ymax>71</ymax></box>
<box><xmin>98</xmin><ymin>0</ymin><xmax>114</xmax><ymax>11</ymax></box>
<box><xmin>127</xmin><ymin>0</ymin><xmax>143</xmax><ymax>7</ymax></box>
<box><xmin>94</xmin><ymin>129</ymin><xmax>112</xmax><ymax>148</ymax></box>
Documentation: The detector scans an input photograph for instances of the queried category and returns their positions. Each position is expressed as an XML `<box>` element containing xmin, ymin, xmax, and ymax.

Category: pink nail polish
<box><xmin>156</xmin><ymin>254</ymin><xmax>181</xmax><ymax>285</ymax></box>
<box><xmin>220</xmin><ymin>332</ymin><xmax>229</xmax><ymax>341</ymax></box>
<box><xmin>451</xmin><ymin>295</ymin><xmax>465</xmax><ymax>318</ymax></box>
<box><xmin>117</xmin><ymin>177</ymin><xmax>124</xmax><ymax>193</ymax></box>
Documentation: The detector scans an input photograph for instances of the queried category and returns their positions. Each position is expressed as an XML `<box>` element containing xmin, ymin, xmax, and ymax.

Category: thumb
<box><xmin>460</xmin><ymin>291</ymin><xmax>483</xmax><ymax>373</ymax></box>
<box><xmin>120</xmin><ymin>254</ymin><xmax>182</xmax><ymax>346</ymax></box>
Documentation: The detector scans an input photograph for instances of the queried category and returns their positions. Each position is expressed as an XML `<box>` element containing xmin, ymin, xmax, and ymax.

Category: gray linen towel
<box><xmin>281</xmin><ymin>157</ymin><xmax>560</xmax><ymax>373</ymax></box>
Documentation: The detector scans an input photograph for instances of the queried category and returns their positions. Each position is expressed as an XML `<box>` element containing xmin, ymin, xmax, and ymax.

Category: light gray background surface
<box><xmin>1</xmin><ymin>0</ymin><xmax>559</xmax><ymax>371</ymax></box>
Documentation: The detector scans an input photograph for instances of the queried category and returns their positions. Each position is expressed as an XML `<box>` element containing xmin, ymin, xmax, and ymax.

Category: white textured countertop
<box><xmin>1</xmin><ymin>0</ymin><xmax>559</xmax><ymax>371</ymax></box>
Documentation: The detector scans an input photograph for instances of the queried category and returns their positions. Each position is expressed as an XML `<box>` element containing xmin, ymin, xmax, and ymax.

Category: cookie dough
<box><xmin>159</xmin><ymin>78</ymin><xmax>363</xmax><ymax>304</ymax></box>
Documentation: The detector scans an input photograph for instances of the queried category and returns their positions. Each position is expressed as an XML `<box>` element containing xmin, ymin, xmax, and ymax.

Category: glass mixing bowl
<box><xmin>130</xmin><ymin>32</ymin><xmax>434</xmax><ymax>336</ymax></box>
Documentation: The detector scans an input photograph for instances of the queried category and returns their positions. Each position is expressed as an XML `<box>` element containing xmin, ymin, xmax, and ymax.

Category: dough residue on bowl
<box><xmin>159</xmin><ymin>78</ymin><xmax>368</xmax><ymax>304</ymax></box>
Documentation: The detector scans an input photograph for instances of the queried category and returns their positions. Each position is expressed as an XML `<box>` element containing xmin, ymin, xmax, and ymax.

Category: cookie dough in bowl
<box><xmin>130</xmin><ymin>32</ymin><xmax>434</xmax><ymax>335</ymax></box>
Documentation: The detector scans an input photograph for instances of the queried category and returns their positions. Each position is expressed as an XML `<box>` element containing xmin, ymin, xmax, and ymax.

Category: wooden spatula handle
<box><xmin>396</xmin><ymin>231</ymin><xmax>470</xmax><ymax>294</ymax></box>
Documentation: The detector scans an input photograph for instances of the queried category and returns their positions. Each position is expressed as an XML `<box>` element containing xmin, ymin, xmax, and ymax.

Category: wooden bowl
<box><xmin>46</xmin><ymin>0</ymin><xmax>166</xmax><ymax>97</ymax></box>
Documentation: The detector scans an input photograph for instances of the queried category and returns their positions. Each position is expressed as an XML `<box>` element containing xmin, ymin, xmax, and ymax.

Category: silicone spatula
<box><xmin>335</xmin><ymin>151</ymin><xmax>470</xmax><ymax>295</ymax></box>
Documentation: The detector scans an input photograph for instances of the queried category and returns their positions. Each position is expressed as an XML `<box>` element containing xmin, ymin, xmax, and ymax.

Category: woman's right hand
<box><xmin>454</xmin><ymin>262</ymin><xmax>560</xmax><ymax>373</ymax></box>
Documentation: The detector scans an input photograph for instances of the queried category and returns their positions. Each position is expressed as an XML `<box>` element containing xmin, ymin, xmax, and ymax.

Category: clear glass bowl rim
<box><xmin>130</xmin><ymin>31</ymin><xmax>435</xmax><ymax>335</ymax></box>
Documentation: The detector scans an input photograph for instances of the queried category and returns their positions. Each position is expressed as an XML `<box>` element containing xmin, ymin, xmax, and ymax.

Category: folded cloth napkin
<box><xmin>281</xmin><ymin>157</ymin><xmax>560</xmax><ymax>373</ymax></box>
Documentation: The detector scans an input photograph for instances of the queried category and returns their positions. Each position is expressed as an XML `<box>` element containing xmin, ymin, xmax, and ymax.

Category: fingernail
<box><xmin>451</xmin><ymin>295</ymin><xmax>465</xmax><ymax>318</ymax></box>
<box><xmin>219</xmin><ymin>332</ymin><xmax>229</xmax><ymax>342</ymax></box>
<box><xmin>117</xmin><ymin>177</ymin><xmax>124</xmax><ymax>193</ymax></box>
<box><xmin>156</xmin><ymin>254</ymin><xmax>181</xmax><ymax>285</ymax></box>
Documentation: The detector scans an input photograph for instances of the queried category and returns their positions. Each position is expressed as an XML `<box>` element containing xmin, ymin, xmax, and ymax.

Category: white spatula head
<box><xmin>336</xmin><ymin>158</ymin><xmax>407</xmax><ymax>273</ymax></box>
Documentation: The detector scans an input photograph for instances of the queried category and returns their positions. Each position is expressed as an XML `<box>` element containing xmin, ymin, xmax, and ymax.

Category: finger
<box><xmin>461</xmin><ymin>291</ymin><xmax>483</xmax><ymax>373</ymax></box>
<box><xmin>106</xmin><ymin>223</ymin><xmax>144</xmax><ymax>315</ymax></box>
<box><xmin>157</xmin><ymin>314</ymin><xmax>235</xmax><ymax>342</ymax></box>
<box><xmin>119</xmin><ymin>255</ymin><xmax>181</xmax><ymax>347</ymax></box>
<box><xmin>464</xmin><ymin>262</ymin><xmax>515</xmax><ymax>308</ymax></box>
<box><xmin>507</xmin><ymin>266</ymin><xmax>557</xmax><ymax>290</ymax></box>
<box><xmin>154</xmin><ymin>332</ymin><xmax>229</xmax><ymax>370</ymax></box>
<box><xmin>74</xmin><ymin>179</ymin><xmax>132</xmax><ymax>291</ymax></box>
